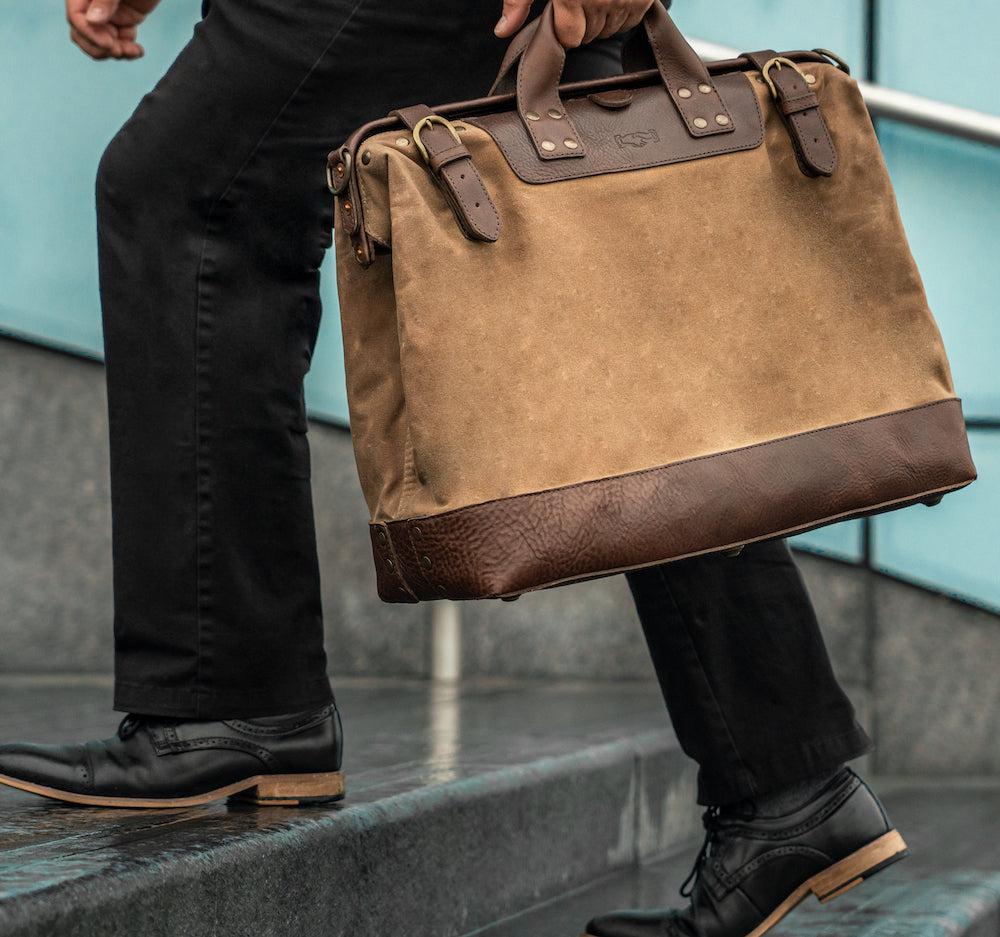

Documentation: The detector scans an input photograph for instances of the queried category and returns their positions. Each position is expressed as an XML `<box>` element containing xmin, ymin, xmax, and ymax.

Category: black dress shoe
<box><xmin>0</xmin><ymin>703</ymin><xmax>344</xmax><ymax>808</ymax></box>
<box><xmin>585</xmin><ymin>769</ymin><xmax>907</xmax><ymax>937</ymax></box>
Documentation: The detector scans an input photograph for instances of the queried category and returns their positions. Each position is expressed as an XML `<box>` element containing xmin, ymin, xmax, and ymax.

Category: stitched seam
<box><xmin>729</xmin><ymin>845</ymin><xmax>832</xmax><ymax>886</ymax></box>
<box><xmin>724</xmin><ymin>777</ymin><xmax>860</xmax><ymax>840</ymax></box>
<box><xmin>445</xmin><ymin>161</ymin><xmax>501</xmax><ymax>240</ymax></box>
<box><xmin>170</xmin><ymin>738</ymin><xmax>278</xmax><ymax>770</ymax></box>
<box><xmin>191</xmin><ymin>0</ymin><xmax>368</xmax><ymax>710</ymax></box>
<box><xmin>224</xmin><ymin>709</ymin><xmax>329</xmax><ymax>736</ymax></box>
<box><xmin>395</xmin><ymin>398</ymin><xmax>960</xmax><ymax>524</ymax></box>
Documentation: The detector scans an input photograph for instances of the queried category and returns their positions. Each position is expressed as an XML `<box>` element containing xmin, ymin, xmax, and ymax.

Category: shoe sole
<box><xmin>582</xmin><ymin>828</ymin><xmax>908</xmax><ymax>937</ymax></box>
<box><xmin>0</xmin><ymin>770</ymin><xmax>346</xmax><ymax>808</ymax></box>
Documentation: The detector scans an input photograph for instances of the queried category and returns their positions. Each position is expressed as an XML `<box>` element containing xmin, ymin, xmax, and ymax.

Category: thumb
<box><xmin>495</xmin><ymin>0</ymin><xmax>532</xmax><ymax>38</ymax></box>
<box><xmin>85</xmin><ymin>0</ymin><xmax>120</xmax><ymax>23</ymax></box>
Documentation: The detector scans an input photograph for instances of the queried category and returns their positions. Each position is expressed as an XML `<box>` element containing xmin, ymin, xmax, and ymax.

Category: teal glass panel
<box><xmin>790</xmin><ymin>521</ymin><xmax>864</xmax><ymax>563</ymax></box>
<box><xmin>0</xmin><ymin>2</ymin><xmax>351</xmax><ymax>423</ymax></box>
<box><xmin>873</xmin><ymin>430</ymin><xmax>1000</xmax><ymax>612</ymax></box>
<box><xmin>0</xmin><ymin>2</ymin><xmax>202</xmax><ymax>354</ymax></box>
<box><xmin>672</xmin><ymin>1</ymin><xmax>867</xmax><ymax>76</ymax></box>
<box><xmin>878</xmin><ymin>123</ymin><xmax>1000</xmax><ymax>420</ymax></box>
<box><xmin>877</xmin><ymin>0</ymin><xmax>1000</xmax><ymax>115</ymax></box>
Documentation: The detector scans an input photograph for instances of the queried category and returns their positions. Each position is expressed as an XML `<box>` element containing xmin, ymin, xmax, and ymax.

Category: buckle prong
<box><xmin>412</xmin><ymin>115</ymin><xmax>462</xmax><ymax>165</ymax></box>
<box><xmin>761</xmin><ymin>56</ymin><xmax>810</xmax><ymax>99</ymax></box>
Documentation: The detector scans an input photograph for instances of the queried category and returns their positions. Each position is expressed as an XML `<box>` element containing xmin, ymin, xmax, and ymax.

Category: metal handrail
<box><xmin>689</xmin><ymin>37</ymin><xmax>1000</xmax><ymax>149</ymax></box>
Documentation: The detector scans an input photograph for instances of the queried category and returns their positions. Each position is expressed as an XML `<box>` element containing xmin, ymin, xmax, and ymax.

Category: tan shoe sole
<box><xmin>0</xmin><ymin>769</ymin><xmax>345</xmax><ymax>808</ymax></box>
<box><xmin>583</xmin><ymin>829</ymin><xmax>908</xmax><ymax>937</ymax></box>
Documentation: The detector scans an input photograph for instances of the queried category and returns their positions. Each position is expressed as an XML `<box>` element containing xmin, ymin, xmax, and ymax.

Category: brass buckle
<box><xmin>326</xmin><ymin>148</ymin><xmax>352</xmax><ymax>195</ymax></box>
<box><xmin>412</xmin><ymin>115</ymin><xmax>461</xmax><ymax>165</ymax></box>
<box><xmin>761</xmin><ymin>56</ymin><xmax>809</xmax><ymax>99</ymax></box>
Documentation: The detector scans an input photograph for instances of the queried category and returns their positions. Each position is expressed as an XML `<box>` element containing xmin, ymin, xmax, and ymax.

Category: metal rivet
<box><xmin>804</xmin><ymin>73</ymin><xmax>817</xmax><ymax>85</ymax></box>
<box><xmin>698</xmin><ymin>83</ymin><xmax>713</xmax><ymax>94</ymax></box>
<box><xmin>354</xmin><ymin>245</ymin><xmax>364</xmax><ymax>259</ymax></box>
<box><xmin>540</xmin><ymin>140</ymin><xmax>556</xmax><ymax>151</ymax></box>
<box><xmin>724</xmin><ymin>546</ymin><xmax>744</xmax><ymax>558</ymax></box>
<box><xmin>334</xmin><ymin>163</ymin><xmax>345</xmax><ymax>177</ymax></box>
<box><xmin>548</xmin><ymin>108</ymin><xmax>563</xmax><ymax>119</ymax></box>
<box><xmin>342</xmin><ymin>200</ymin><xmax>352</xmax><ymax>213</ymax></box>
<box><xmin>377</xmin><ymin>529</ymin><xmax>387</xmax><ymax>544</ymax></box>
<box><xmin>361</xmin><ymin>150</ymin><xmax>372</xmax><ymax>165</ymax></box>
<box><xmin>412</xmin><ymin>526</ymin><xmax>422</xmax><ymax>537</ymax></box>
<box><xmin>385</xmin><ymin>558</ymin><xmax>395</xmax><ymax>571</ymax></box>
<box><xmin>421</xmin><ymin>555</ymin><xmax>433</xmax><ymax>569</ymax></box>
<box><xmin>564</xmin><ymin>139</ymin><xmax>579</xmax><ymax>149</ymax></box>
<box><xmin>692</xmin><ymin>117</ymin><xmax>708</xmax><ymax>129</ymax></box>
<box><xmin>678</xmin><ymin>87</ymin><xmax>692</xmax><ymax>98</ymax></box>
<box><xmin>395</xmin><ymin>137</ymin><xmax>410</xmax><ymax>147</ymax></box>
<box><xmin>526</xmin><ymin>111</ymin><xmax>541</xmax><ymax>121</ymax></box>
<box><xmin>715</xmin><ymin>114</ymin><xmax>730</xmax><ymax>126</ymax></box>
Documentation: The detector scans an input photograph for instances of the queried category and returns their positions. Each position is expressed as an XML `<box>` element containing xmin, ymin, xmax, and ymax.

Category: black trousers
<box><xmin>96</xmin><ymin>0</ymin><xmax>871</xmax><ymax>806</ymax></box>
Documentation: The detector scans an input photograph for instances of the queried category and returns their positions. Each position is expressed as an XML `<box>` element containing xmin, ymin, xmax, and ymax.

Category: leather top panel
<box><xmin>466</xmin><ymin>71</ymin><xmax>763</xmax><ymax>184</ymax></box>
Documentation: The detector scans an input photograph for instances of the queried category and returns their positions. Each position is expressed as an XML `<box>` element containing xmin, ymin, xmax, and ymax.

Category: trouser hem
<box><xmin>113</xmin><ymin>676</ymin><xmax>335</xmax><ymax>720</ymax></box>
<box><xmin>697</xmin><ymin>722</ymin><xmax>874</xmax><ymax>807</ymax></box>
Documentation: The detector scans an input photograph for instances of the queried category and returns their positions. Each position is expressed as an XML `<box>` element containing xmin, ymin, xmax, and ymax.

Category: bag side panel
<box><xmin>334</xmin><ymin>226</ymin><xmax>410</xmax><ymax>521</ymax></box>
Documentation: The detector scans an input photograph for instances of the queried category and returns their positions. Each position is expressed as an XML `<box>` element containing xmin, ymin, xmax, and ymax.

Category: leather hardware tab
<box><xmin>749</xmin><ymin>51</ymin><xmax>837</xmax><ymax>177</ymax></box>
<box><xmin>467</xmin><ymin>72</ymin><xmax>762</xmax><ymax>186</ymax></box>
<box><xmin>393</xmin><ymin>105</ymin><xmax>500</xmax><ymax>243</ymax></box>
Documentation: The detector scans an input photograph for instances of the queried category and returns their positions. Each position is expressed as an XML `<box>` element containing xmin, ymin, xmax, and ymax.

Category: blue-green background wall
<box><xmin>2</xmin><ymin>1</ymin><xmax>997</xmax><ymax>608</ymax></box>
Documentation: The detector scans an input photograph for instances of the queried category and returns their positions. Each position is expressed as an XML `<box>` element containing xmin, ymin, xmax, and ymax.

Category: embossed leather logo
<box><xmin>614</xmin><ymin>130</ymin><xmax>660</xmax><ymax>148</ymax></box>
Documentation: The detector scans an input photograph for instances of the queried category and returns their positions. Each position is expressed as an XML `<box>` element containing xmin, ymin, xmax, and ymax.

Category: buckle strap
<box><xmin>393</xmin><ymin>105</ymin><xmax>500</xmax><ymax>243</ymax></box>
<box><xmin>746</xmin><ymin>51</ymin><xmax>837</xmax><ymax>177</ymax></box>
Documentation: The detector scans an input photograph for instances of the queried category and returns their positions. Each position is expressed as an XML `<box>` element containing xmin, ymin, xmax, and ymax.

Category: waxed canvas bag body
<box><xmin>329</xmin><ymin>1</ymin><xmax>976</xmax><ymax>603</ymax></box>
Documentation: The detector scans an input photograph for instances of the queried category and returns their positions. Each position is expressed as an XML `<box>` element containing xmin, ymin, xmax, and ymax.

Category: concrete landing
<box><xmin>0</xmin><ymin>678</ymin><xmax>697</xmax><ymax>937</ymax></box>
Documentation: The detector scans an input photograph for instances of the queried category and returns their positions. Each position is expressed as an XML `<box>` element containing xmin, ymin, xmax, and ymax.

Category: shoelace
<box><xmin>679</xmin><ymin>806</ymin><xmax>723</xmax><ymax>898</ymax></box>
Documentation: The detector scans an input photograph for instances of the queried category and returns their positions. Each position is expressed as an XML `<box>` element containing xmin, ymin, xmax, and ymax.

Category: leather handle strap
<box><xmin>744</xmin><ymin>50</ymin><xmax>837</xmax><ymax>177</ymax></box>
<box><xmin>514</xmin><ymin>0</ymin><xmax>732</xmax><ymax>161</ymax></box>
<box><xmin>392</xmin><ymin>105</ymin><xmax>500</xmax><ymax>243</ymax></box>
<box><xmin>489</xmin><ymin>15</ymin><xmax>542</xmax><ymax>96</ymax></box>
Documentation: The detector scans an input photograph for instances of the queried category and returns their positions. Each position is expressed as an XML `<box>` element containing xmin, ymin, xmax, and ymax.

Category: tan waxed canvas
<box><xmin>331</xmin><ymin>18</ymin><xmax>976</xmax><ymax>602</ymax></box>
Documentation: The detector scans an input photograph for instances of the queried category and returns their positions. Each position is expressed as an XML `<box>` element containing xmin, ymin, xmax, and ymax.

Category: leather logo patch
<box><xmin>614</xmin><ymin>130</ymin><xmax>660</xmax><ymax>148</ymax></box>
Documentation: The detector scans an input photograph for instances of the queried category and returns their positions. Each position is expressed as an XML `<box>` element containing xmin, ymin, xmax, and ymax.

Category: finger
<box><xmin>621</xmin><ymin>1</ymin><xmax>653</xmax><ymax>31</ymax></box>
<box><xmin>553</xmin><ymin>1</ymin><xmax>587</xmax><ymax>48</ymax></box>
<box><xmin>119</xmin><ymin>39</ymin><xmax>145</xmax><ymax>59</ymax></box>
<box><xmin>583</xmin><ymin>11</ymin><xmax>610</xmax><ymax>44</ymax></box>
<box><xmin>85</xmin><ymin>0</ymin><xmax>120</xmax><ymax>24</ymax></box>
<box><xmin>67</xmin><ymin>6</ymin><xmax>117</xmax><ymax>51</ymax></box>
<box><xmin>495</xmin><ymin>0</ymin><xmax>532</xmax><ymax>38</ymax></box>
<box><xmin>598</xmin><ymin>8</ymin><xmax>629</xmax><ymax>38</ymax></box>
<box><xmin>70</xmin><ymin>26</ymin><xmax>111</xmax><ymax>59</ymax></box>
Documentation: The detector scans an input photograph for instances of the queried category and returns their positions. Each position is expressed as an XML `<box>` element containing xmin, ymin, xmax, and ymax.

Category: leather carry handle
<box><xmin>511</xmin><ymin>0</ymin><xmax>733</xmax><ymax>161</ymax></box>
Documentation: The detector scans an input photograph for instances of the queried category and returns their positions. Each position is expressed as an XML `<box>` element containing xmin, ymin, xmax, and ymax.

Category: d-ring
<box><xmin>412</xmin><ymin>115</ymin><xmax>462</xmax><ymax>165</ymax></box>
<box><xmin>761</xmin><ymin>56</ymin><xmax>810</xmax><ymax>99</ymax></box>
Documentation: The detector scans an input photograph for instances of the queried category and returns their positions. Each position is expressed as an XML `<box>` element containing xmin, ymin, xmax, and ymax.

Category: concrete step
<box><xmin>472</xmin><ymin>781</ymin><xmax>1000</xmax><ymax>937</ymax></box>
<box><xmin>0</xmin><ymin>677</ymin><xmax>700</xmax><ymax>937</ymax></box>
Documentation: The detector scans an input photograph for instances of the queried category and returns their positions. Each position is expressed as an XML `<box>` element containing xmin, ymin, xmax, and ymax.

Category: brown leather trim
<box><xmin>371</xmin><ymin>399</ymin><xmax>976</xmax><ymax>602</ymax></box>
<box><xmin>467</xmin><ymin>71</ymin><xmax>762</xmax><ymax>185</ymax></box>
<box><xmin>392</xmin><ymin>105</ymin><xmax>500</xmax><ymax>242</ymax></box>
<box><xmin>745</xmin><ymin>50</ymin><xmax>837</xmax><ymax>177</ymax></box>
<box><xmin>331</xmin><ymin>51</ymin><xmax>832</xmax><ymax>246</ymax></box>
